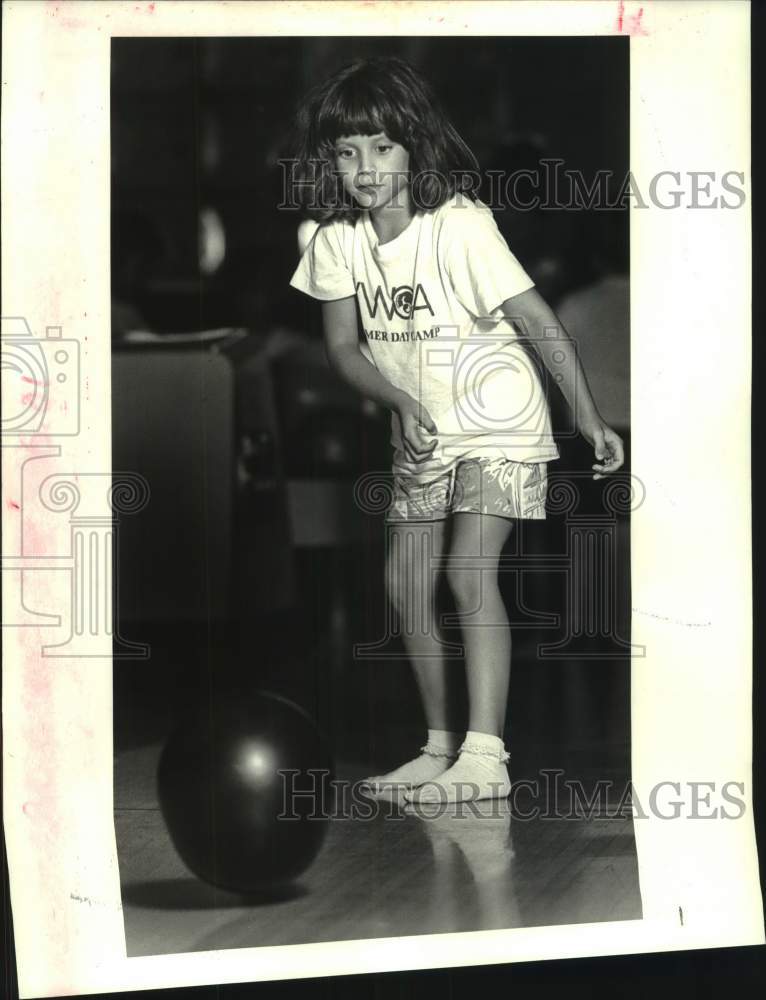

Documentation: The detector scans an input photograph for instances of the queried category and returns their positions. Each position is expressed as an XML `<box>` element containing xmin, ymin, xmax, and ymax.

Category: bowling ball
<box><xmin>157</xmin><ymin>690</ymin><xmax>333</xmax><ymax>894</ymax></box>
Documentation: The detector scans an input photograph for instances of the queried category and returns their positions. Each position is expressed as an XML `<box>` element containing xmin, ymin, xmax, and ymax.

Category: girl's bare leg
<box><xmin>405</xmin><ymin>512</ymin><xmax>515</xmax><ymax>803</ymax></box>
<box><xmin>364</xmin><ymin>518</ymin><xmax>465</xmax><ymax>789</ymax></box>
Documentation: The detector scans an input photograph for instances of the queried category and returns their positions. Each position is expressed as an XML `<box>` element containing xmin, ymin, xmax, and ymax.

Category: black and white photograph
<box><xmin>110</xmin><ymin>33</ymin><xmax>638</xmax><ymax>956</ymax></box>
<box><xmin>1</xmin><ymin>2</ymin><xmax>760</xmax><ymax>996</ymax></box>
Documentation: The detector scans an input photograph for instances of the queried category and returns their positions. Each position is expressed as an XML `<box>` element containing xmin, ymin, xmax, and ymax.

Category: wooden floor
<box><xmin>115</xmin><ymin>743</ymin><xmax>642</xmax><ymax>957</ymax></box>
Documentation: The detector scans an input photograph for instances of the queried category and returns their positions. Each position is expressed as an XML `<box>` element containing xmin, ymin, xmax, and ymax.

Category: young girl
<box><xmin>289</xmin><ymin>56</ymin><xmax>624</xmax><ymax>803</ymax></box>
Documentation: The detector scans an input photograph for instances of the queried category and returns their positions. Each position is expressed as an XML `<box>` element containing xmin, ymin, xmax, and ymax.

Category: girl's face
<box><xmin>333</xmin><ymin>133</ymin><xmax>410</xmax><ymax>213</ymax></box>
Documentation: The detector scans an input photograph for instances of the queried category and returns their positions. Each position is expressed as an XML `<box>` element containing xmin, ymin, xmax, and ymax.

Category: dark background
<box><xmin>110</xmin><ymin>35</ymin><xmax>633</xmax><ymax>796</ymax></box>
<box><xmin>110</xmin><ymin>36</ymin><xmax>629</xmax><ymax>335</ymax></box>
<box><xmin>4</xmin><ymin>14</ymin><xmax>765</xmax><ymax>999</ymax></box>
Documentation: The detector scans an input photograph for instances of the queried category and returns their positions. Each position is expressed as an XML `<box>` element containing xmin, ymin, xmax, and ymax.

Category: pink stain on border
<box><xmin>616</xmin><ymin>0</ymin><xmax>647</xmax><ymax>36</ymax></box>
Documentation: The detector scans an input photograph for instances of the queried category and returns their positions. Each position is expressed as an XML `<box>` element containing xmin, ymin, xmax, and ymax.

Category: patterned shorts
<box><xmin>385</xmin><ymin>457</ymin><xmax>549</xmax><ymax>523</ymax></box>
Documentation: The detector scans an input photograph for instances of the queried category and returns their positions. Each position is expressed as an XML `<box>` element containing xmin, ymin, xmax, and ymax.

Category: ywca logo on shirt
<box><xmin>356</xmin><ymin>282</ymin><xmax>435</xmax><ymax>321</ymax></box>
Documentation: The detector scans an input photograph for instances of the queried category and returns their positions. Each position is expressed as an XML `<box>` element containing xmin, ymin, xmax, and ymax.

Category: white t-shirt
<box><xmin>290</xmin><ymin>195</ymin><xmax>559</xmax><ymax>483</ymax></box>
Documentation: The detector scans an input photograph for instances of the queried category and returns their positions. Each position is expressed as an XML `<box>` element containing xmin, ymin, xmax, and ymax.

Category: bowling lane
<box><xmin>115</xmin><ymin>743</ymin><xmax>641</xmax><ymax>957</ymax></box>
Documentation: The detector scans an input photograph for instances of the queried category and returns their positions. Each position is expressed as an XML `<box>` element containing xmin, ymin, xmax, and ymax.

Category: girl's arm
<box><xmin>501</xmin><ymin>286</ymin><xmax>624</xmax><ymax>480</ymax></box>
<box><xmin>322</xmin><ymin>296</ymin><xmax>437</xmax><ymax>463</ymax></box>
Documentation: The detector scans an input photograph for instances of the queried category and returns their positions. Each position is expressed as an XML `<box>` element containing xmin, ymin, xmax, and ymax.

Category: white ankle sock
<box><xmin>403</xmin><ymin>730</ymin><xmax>511</xmax><ymax>803</ymax></box>
<box><xmin>462</xmin><ymin>730</ymin><xmax>509</xmax><ymax>765</ymax></box>
<box><xmin>363</xmin><ymin>729</ymin><xmax>463</xmax><ymax>790</ymax></box>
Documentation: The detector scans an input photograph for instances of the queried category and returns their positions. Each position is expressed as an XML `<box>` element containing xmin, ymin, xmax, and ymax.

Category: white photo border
<box><xmin>1</xmin><ymin>1</ymin><xmax>760</xmax><ymax>997</ymax></box>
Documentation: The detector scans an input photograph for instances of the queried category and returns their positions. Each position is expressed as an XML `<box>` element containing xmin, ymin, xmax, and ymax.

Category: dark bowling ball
<box><xmin>157</xmin><ymin>690</ymin><xmax>333</xmax><ymax>894</ymax></box>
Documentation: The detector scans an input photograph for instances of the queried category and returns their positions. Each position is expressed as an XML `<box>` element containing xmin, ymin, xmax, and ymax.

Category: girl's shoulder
<box><xmin>298</xmin><ymin>214</ymin><xmax>357</xmax><ymax>256</ymax></box>
<box><xmin>297</xmin><ymin>218</ymin><xmax>321</xmax><ymax>256</ymax></box>
<box><xmin>318</xmin><ymin>213</ymin><xmax>358</xmax><ymax>233</ymax></box>
<box><xmin>431</xmin><ymin>194</ymin><xmax>499</xmax><ymax>241</ymax></box>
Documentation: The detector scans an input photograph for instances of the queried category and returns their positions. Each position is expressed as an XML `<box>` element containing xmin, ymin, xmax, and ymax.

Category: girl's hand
<box><xmin>578</xmin><ymin>416</ymin><xmax>624</xmax><ymax>480</ymax></box>
<box><xmin>396</xmin><ymin>394</ymin><xmax>439</xmax><ymax>465</ymax></box>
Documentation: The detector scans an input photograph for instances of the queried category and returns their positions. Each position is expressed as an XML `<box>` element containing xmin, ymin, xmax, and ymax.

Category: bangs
<box><xmin>314</xmin><ymin>78</ymin><xmax>408</xmax><ymax>151</ymax></box>
<box><xmin>292</xmin><ymin>56</ymin><xmax>480</xmax><ymax>221</ymax></box>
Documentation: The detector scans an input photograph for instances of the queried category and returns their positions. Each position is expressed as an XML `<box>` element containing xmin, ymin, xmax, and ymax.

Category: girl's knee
<box><xmin>445</xmin><ymin>562</ymin><xmax>484</xmax><ymax>609</ymax></box>
<box><xmin>385</xmin><ymin>553</ymin><xmax>435</xmax><ymax>620</ymax></box>
<box><xmin>385</xmin><ymin>522</ymin><xmax>446</xmax><ymax>617</ymax></box>
<box><xmin>384</xmin><ymin>557</ymin><xmax>406</xmax><ymax>614</ymax></box>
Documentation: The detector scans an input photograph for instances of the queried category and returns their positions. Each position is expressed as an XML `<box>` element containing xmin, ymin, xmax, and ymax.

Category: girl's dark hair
<box><xmin>292</xmin><ymin>56</ymin><xmax>480</xmax><ymax>221</ymax></box>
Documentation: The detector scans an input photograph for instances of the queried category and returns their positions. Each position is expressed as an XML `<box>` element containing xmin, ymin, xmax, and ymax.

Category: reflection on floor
<box><xmin>115</xmin><ymin>507</ymin><xmax>639</xmax><ymax>959</ymax></box>
<box><xmin>114</xmin><ymin>425</ymin><xmax>639</xmax><ymax>954</ymax></box>
<box><xmin>115</xmin><ymin>738</ymin><xmax>641</xmax><ymax>957</ymax></box>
